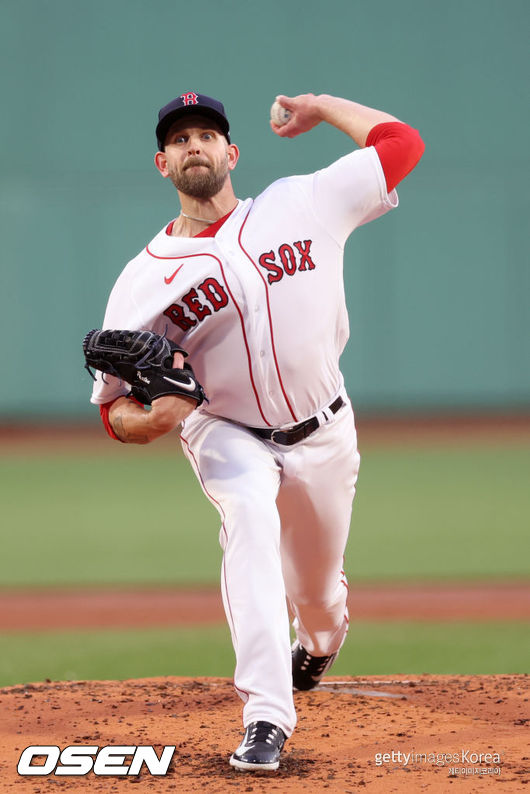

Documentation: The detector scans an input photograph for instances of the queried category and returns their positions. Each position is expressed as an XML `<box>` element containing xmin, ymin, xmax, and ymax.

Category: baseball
<box><xmin>270</xmin><ymin>100</ymin><xmax>292</xmax><ymax>127</ymax></box>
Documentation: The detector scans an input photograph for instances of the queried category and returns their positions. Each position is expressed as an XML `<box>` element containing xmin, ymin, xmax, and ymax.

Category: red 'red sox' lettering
<box><xmin>258</xmin><ymin>240</ymin><xmax>316</xmax><ymax>285</ymax></box>
<box><xmin>182</xmin><ymin>288</ymin><xmax>211</xmax><ymax>322</ymax></box>
<box><xmin>164</xmin><ymin>276</ymin><xmax>229</xmax><ymax>331</ymax></box>
<box><xmin>198</xmin><ymin>277</ymin><xmax>229</xmax><ymax>310</ymax></box>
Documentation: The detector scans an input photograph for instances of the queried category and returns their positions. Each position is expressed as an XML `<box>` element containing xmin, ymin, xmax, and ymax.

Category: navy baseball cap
<box><xmin>156</xmin><ymin>92</ymin><xmax>230</xmax><ymax>150</ymax></box>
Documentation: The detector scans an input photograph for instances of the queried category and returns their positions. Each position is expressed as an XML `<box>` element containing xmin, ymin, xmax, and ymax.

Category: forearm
<box><xmin>272</xmin><ymin>92</ymin><xmax>424</xmax><ymax>189</ymax></box>
<box><xmin>108</xmin><ymin>395</ymin><xmax>195</xmax><ymax>444</ymax></box>
<box><xmin>273</xmin><ymin>93</ymin><xmax>401</xmax><ymax>147</ymax></box>
<box><xmin>316</xmin><ymin>94</ymin><xmax>401</xmax><ymax>148</ymax></box>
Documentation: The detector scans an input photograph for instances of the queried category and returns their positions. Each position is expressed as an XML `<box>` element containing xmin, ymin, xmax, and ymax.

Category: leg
<box><xmin>277</xmin><ymin>399</ymin><xmax>360</xmax><ymax>657</ymax></box>
<box><xmin>180</xmin><ymin>412</ymin><xmax>296</xmax><ymax>738</ymax></box>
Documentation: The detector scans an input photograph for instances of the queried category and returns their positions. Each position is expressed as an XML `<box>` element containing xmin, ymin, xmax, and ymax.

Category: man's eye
<box><xmin>176</xmin><ymin>136</ymin><xmax>187</xmax><ymax>143</ymax></box>
<box><xmin>202</xmin><ymin>132</ymin><xmax>213</xmax><ymax>140</ymax></box>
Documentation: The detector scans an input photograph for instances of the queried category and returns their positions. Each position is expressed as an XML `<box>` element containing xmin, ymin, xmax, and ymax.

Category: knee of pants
<box><xmin>218</xmin><ymin>490</ymin><xmax>281</xmax><ymax>552</ymax></box>
<box><xmin>288</xmin><ymin>583</ymin><xmax>348</xmax><ymax>613</ymax></box>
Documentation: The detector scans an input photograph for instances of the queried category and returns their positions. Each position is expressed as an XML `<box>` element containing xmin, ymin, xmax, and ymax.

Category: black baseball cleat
<box><xmin>292</xmin><ymin>641</ymin><xmax>338</xmax><ymax>690</ymax></box>
<box><xmin>229</xmin><ymin>720</ymin><xmax>286</xmax><ymax>771</ymax></box>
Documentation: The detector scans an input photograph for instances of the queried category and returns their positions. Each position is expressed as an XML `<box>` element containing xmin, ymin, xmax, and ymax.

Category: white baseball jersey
<box><xmin>91</xmin><ymin>145</ymin><xmax>397</xmax><ymax>427</ymax></box>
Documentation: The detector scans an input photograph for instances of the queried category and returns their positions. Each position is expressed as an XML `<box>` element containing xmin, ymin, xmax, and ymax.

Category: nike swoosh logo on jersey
<box><xmin>162</xmin><ymin>375</ymin><xmax>197</xmax><ymax>391</ymax></box>
<box><xmin>164</xmin><ymin>265</ymin><xmax>184</xmax><ymax>284</ymax></box>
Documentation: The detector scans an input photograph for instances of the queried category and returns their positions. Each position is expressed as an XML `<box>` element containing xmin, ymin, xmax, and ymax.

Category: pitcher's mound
<box><xmin>1</xmin><ymin>675</ymin><xmax>527</xmax><ymax>792</ymax></box>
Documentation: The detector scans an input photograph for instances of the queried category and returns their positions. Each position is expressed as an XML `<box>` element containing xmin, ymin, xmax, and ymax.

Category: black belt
<box><xmin>250</xmin><ymin>396</ymin><xmax>344</xmax><ymax>446</ymax></box>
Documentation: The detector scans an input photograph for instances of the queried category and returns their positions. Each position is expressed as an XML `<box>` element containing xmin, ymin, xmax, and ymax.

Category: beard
<box><xmin>168</xmin><ymin>156</ymin><xmax>229</xmax><ymax>199</ymax></box>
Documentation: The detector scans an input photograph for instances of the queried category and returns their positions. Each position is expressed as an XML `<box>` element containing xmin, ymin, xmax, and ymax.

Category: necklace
<box><xmin>180</xmin><ymin>211</ymin><xmax>216</xmax><ymax>224</ymax></box>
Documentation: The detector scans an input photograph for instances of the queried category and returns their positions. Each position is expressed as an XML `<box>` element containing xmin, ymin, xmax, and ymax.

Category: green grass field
<box><xmin>1</xmin><ymin>442</ymin><xmax>529</xmax><ymax>585</ymax></box>
<box><xmin>1</xmin><ymin>438</ymin><xmax>528</xmax><ymax>686</ymax></box>
<box><xmin>1</xmin><ymin>622</ymin><xmax>528</xmax><ymax>688</ymax></box>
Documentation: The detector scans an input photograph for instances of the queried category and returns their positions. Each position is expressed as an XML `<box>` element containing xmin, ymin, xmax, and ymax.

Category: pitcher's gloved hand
<box><xmin>83</xmin><ymin>329</ymin><xmax>207</xmax><ymax>406</ymax></box>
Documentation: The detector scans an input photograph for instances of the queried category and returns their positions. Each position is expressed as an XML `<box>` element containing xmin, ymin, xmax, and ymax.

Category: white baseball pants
<box><xmin>180</xmin><ymin>393</ymin><xmax>360</xmax><ymax>738</ymax></box>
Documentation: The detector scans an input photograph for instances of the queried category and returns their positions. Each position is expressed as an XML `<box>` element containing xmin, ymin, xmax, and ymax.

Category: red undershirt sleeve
<box><xmin>99</xmin><ymin>395</ymin><xmax>143</xmax><ymax>442</ymax></box>
<box><xmin>365</xmin><ymin>122</ymin><xmax>425</xmax><ymax>193</ymax></box>
<box><xmin>99</xmin><ymin>400</ymin><xmax>121</xmax><ymax>441</ymax></box>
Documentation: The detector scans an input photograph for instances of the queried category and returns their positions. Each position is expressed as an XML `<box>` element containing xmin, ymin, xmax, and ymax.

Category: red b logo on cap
<box><xmin>181</xmin><ymin>92</ymin><xmax>199</xmax><ymax>106</ymax></box>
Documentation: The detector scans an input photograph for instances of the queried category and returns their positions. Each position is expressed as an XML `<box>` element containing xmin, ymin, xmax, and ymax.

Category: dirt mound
<box><xmin>1</xmin><ymin>675</ymin><xmax>527</xmax><ymax>792</ymax></box>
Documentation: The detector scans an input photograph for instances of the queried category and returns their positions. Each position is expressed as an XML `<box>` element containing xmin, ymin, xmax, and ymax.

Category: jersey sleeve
<box><xmin>311</xmin><ymin>145</ymin><xmax>399</xmax><ymax>246</ymax></box>
<box><xmin>89</xmin><ymin>267</ymin><xmax>144</xmax><ymax>406</ymax></box>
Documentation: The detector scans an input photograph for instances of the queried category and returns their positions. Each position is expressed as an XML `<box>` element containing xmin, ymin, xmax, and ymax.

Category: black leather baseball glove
<box><xmin>83</xmin><ymin>329</ymin><xmax>206</xmax><ymax>406</ymax></box>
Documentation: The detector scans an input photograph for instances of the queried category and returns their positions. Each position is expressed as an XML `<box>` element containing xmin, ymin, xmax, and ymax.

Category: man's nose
<box><xmin>187</xmin><ymin>136</ymin><xmax>202</xmax><ymax>154</ymax></box>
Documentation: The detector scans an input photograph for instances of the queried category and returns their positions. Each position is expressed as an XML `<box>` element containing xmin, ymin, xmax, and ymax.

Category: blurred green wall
<box><xmin>1</xmin><ymin>0</ymin><xmax>528</xmax><ymax>418</ymax></box>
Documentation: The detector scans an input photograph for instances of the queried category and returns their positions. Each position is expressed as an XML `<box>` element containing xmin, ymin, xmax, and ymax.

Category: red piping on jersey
<box><xmin>215</xmin><ymin>257</ymin><xmax>272</xmax><ymax>426</ymax></box>
<box><xmin>144</xmin><ymin>247</ymin><xmax>271</xmax><ymax>427</ymax></box>
<box><xmin>144</xmin><ymin>249</ymin><xmax>211</xmax><ymax>285</ymax></box>
<box><xmin>180</xmin><ymin>432</ymin><xmax>239</xmax><ymax>649</ymax></box>
<box><xmin>237</xmin><ymin>209</ymin><xmax>298</xmax><ymax>423</ymax></box>
<box><xmin>145</xmin><ymin>246</ymin><xmax>213</xmax><ymax>262</ymax></box>
<box><xmin>365</xmin><ymin>122</ymin><xmax>425</xmax><ymax>193</ymax></box>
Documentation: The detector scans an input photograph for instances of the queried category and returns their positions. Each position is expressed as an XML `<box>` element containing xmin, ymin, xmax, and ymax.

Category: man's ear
<box><xmin>227</xmin><ymin>143</ymin><xmax>240</xmax><ymax>171</ymax></box>
<box><xmin>154</xmin><ymin>151</ymin><xmax>169</xmax><ymax>178</ymax></box>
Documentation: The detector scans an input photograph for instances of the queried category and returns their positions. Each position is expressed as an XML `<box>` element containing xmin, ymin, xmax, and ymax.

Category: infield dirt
<box><xmin>1</xmin><ymin>674</ymin><xmax>528</xmax><ymax>792</ymax></box>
